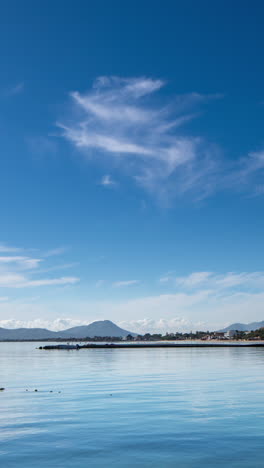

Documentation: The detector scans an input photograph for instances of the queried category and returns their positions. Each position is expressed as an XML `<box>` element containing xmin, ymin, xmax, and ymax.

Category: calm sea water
<box><xmin>1</xmin><ymin>342</ymin><xmax>264</xmax><ymax>467</ymax></box>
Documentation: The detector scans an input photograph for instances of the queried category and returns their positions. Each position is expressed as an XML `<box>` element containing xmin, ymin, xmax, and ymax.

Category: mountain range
<box><xmin>219</xmin><ymin>321</ymin><xmax>264</xmax><ymax>332</ymax></box>
<box><xmin>0</xmin><ymin>320</ymin><xmax>135</xmax><ymax>341</ymax></box>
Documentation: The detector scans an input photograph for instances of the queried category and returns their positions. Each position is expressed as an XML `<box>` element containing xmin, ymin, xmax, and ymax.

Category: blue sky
<box><xmin>0</xmin><ymin>0</ymin><xmax>264</xmax><ymax>333</ymax></box>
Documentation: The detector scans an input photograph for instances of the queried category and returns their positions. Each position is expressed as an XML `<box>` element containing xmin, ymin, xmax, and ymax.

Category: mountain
<box><xmin>0</xmin><ymin>327</ymin><xmax>57</xmax><ymax>340</ymax></box>
<box><xmin>0</xmin><ymin>320</ymin><xmax>135</xmax><ymax>341</ymax></box>
<box><xmin>58</xmin><ymin>320</ymin><xmax>134</xmax><ymax>338</ymax></box>
<box><xmin>219</xmin><ymin>321</ymin><xmax>264</xmax><ymax>332</ymax></box>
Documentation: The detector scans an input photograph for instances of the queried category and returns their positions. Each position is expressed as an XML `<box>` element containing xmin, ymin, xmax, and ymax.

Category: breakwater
<box><xmin>39</xmin><ymin>342</ymin><xmax>264</xmax><ymax>350</ymax></box>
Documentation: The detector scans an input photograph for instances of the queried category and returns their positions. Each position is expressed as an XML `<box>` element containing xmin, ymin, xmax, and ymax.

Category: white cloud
<box><xmin>0</xmin><ymin>317</ymin><xmax>87</xmax><ymax>331</ymax></box>
<box><xmin>175</xmin><ymin>272</ymin><xmax>212</xmax><ymax>287</ymax></box>
<box><xmin>0</xmin><ymin>273</ymin><xmax>79</xmax><ymax>288</ymax></box>
<box><xmin>59</xmin><ymin>76</ymin><xmax>223</xmax><ymax>202</ymax></box>
<box><xmin>238</xmin><ymin>151</ymin><xmax>264</xmax><ymax>180</ymax></box>
<box><xmin>24</xmin><ymin>277</ymin><xmax>79</xmax><ymax>287</ymax></box>
<box><xmin>173</xmin><ymin>271</ymin><xmax>264</xmax><ymax>291</ymax></box>
<box><xmin>112</xmin><ymin>280</ymin><xmax>140</xmax><ymax>287</ymax></box>
<box><xmin>159</xmin><ymin>276</ymin><xmax>171</xmax><ymax>283</ymax></box>
<box><xmin>224</xmin><ymin>150</ymin><xmax>264</xmax><ymax>195</ymax></box>
<box><xmin>0</xmin><ymin>242</ymin><xmax>79</xmax><ymax>289</ymax></box>
<box><xmin>0</xmin><ymin>256</ymin><xmax>41</xmax><ymax>269</ymax></box>
<box><xmin>0</xmin><ymin>243</ymin><xmax>22</xmax><ymax>253</ymax></box>
<box><xmin>118</xmin><ymin>317</ymin><xmax>208</xmax><ymax>334</ymax></box>
<box><xmin>58</xmin><ymin>76</ymin><xmax>264</xmax><ymax>202</ymax></box>
<box><xmin>100</xmin><ymin>174</ymin><xmax>116</xmax><ymax>187</ymax></box>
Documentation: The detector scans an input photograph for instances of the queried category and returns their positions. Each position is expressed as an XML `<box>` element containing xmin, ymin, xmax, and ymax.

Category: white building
<box><xmin>224</xmin><ymin>330</ymin><xmax>238</xmax><ymax>339</ymax></box>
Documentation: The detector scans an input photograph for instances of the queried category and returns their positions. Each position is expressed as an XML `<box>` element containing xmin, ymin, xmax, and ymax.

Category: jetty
<box><xmin>39</xmin><ymin>342</ymin><xmax>264</xmax><ymax>350</ymax></box>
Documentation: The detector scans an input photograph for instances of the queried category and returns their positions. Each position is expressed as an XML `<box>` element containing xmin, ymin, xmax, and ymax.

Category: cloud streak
<box><xmin>59</xmin><ymin>76</ymin><xmax>223</xmax><ymax>202</ymax></box>
<box><xmin>0</xmin><ymin>256</ymin><xmax>41</xmax><ymax>270</ymax></box>
<box><xmin>0</xmin><ymin>243</ymin><xmax>79</xmax><ymax>289</ymax></box>
<box><xmin>112</xmin><ymin>280</ymin><xmax>140</xmax><ymax>287</ymax></box>
<box><xmin>162</xmin><ymin>271</ymin><xmax>264</xmax><ymax>292</ymax></box>
<box><xmin>0</xmin><ymin>243</ymin><xmax>22</xmax><ymax>253</ymax></box>
<box><xmin>58</xmin><ymin>76</ymin><xmax>264</xmax><ymax>203</ymax></box>
<box><xmin>0</xmin><ymin>274</ymin><xmax>79</xmax><ymax>288</ymax></box>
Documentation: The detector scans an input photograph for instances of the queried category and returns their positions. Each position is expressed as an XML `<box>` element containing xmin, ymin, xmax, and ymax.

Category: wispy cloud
<box><xmin>100</xmin><ymin>174</ymin><xmax>116</xmax><ymax>187</ymax></box>
<box><xmin>0</xmin><ymin>243</ymin><xmax>22</xmax><ymax>253</ymax></box>
<box><xmin>168</xmin><ymin>271</ymin><xmax>264</xmax><ymax>291</ymax></box>
<box><xmin>23</xmin><ymin>277</ymin><xmax>79</xmax><ymax>287</ymax></box>
<box><xmin>118</xmin><ymin>317</ymin><xmax>208</xmax><ymax>334</ymax></box>
<box><xmin>0</xmin><ymin>256</ymin><xmax>41</xmax><ymax>270</ymax></box>
<box><xmin>58</xmin><ymin>76</ymin><xmax>224</xmax><ymax>203</ymax></box>
<box><xmin>0</xmin><ymin>242</ymin><xmax>79</xmax><ymax>289</ymax></box>
<box><xmin>232</xmin><ymin>151</ymin><xmax>264</xmax><ymax>196</ymax></box>
<box><xmin>175</xmin><ymin>272</ymin><xmax>213</xmax><ymax>288</ymax></box>
<box><xmin>58</xmin><ymin>76</ymin><xmax>264</xmax><ymax>203</ymax></box>
<box><xmin>0</xmin><ymin>274</ymin><xmax>79</xmax><ymax>288</ymax></box>
<box><xmin>112</xmin><ymin>280</ymin><xmax>140</xmax><ymax>287</ymax></box>
<box><xmin>0</xmin><ymin>317</ymin><xmax>88</xmax><ymax>331</ymax></box>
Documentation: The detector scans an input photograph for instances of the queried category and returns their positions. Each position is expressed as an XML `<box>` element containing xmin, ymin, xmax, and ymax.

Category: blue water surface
<box><xmin>1</xmin><ymin>342</ymin><xmax>264</xmax><ymax>467</ymax></box>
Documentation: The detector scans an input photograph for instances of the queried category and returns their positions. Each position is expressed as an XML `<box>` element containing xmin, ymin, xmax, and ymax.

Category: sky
<box><xmin>0</xmin><ymin>0</ymin><xmax>264</xmax><ymax>333</ymax></box>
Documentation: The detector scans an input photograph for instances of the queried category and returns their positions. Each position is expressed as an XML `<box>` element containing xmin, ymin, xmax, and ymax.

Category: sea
<box><xmin>1</xmin><ymin>342</ymin><xmax>264</xmax><ymax>467</ymax></box>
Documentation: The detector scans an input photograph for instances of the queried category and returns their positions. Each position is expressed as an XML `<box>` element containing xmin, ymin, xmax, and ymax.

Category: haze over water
<box><xmin>1</xmin><ymin>342</ymin><xmax>264</xmax><ymax>467</ymax></box>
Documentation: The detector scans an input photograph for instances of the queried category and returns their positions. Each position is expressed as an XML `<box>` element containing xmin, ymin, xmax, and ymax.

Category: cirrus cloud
<box><xmin>0</xmin><ymin>242</ymin><xmax>80</xmax><ymax>289</ymax></box>
<box><xmin>58</xmin><ymin>76</ymin><xmax>264</xmax><ymax>203</ymax></box>
<box><xmin>58</xmin><ymin>76</ymin><xmax>222</xmax><ymax>203</ymax></box>
<box><xmin>161</xmin><ymin>270</ymin><xmax>264</xmax><ymax>292</ymax></box>
<box><xmin>112</xmin><ymin>280</ymin><xmax>140</xmax><ymax>288</ymax></box>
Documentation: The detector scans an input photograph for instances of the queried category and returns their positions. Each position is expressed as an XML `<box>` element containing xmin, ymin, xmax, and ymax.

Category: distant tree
<box><xmin>144</xmin><ymin>333</ymin><xmax>152</xmax><ymax>341</ymax></box>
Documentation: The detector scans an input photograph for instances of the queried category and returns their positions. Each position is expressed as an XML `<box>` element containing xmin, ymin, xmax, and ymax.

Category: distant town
<box><xmin>118</xmin><ymin>328</ymin><xmax>264</xmax><ymax>341</ymax></box>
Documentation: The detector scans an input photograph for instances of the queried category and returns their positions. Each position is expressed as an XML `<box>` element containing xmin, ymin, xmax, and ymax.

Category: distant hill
<box><xmin>219</xmin><ymin>321</ymin><xmax>264</xmax><ymax>332</ymax></box>
<box><xmin>0</xmin><ymin>327</ymin><xmax>57</xmax><ymax>340</ymax></box>
<box><xmin>0</xmin><ymin>320</ymin><xmax>135</xmax><ymax>341</ymax></box>
<box><xmin>58</xmin><ymin>320</ymin><xmax>135</xmax><ymax>339</ymax></box>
